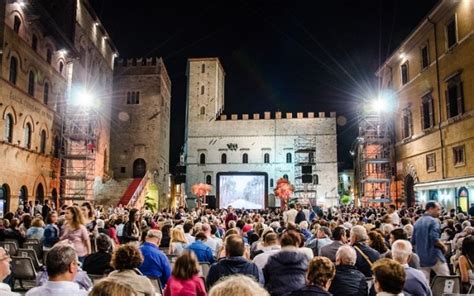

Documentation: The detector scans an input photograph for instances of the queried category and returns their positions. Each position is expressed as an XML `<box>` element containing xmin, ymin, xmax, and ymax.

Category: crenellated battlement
<box><xmin>115</xmin><ymin>57</ymin><xmax>162</xmax><ymax>67</ymax></box>
<box><xmin>218</xmin><ymin>111</ymin><xmax>336</xmax><ymax>121</ymax></box>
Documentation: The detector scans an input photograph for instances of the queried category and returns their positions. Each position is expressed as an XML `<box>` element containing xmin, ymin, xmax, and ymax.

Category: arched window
<box><xmin>286</xmin><ymin>152</ymin><xmax>292</xmax><ymax>163</ymax></box>
<box><xmin>199</xmin><ymin>153</ymin><xmax>206</xmax><ymax>164</ymax></box>
<box><xmin>46</xmin><ymin>48</ymin><xmax>52</xmax><ymax>64</ymax></box>
<box><xmin>126</xmin><ymin>92</ymin><xmax>131</xmax><ymax>104</ymax></box>
<box><xmin>32</xmin><ymin>34</ymin><xmax>38</xmax><ymax>51</ymax></box>
<box><xmin>201</xmin><ymin>64</ymin><xmax>205</xmax><ymax>73</ymax></box>
<box><xmin>40</xmin><ymin>130</ymin><xmax>46</xmax><ymax>154</ymax></box>
<box><xmin>9</xmin><ymin>57</ymin><xmax>18</xmax><ymax>85</ymax></box>
<box><xmin>24</xmin><ymin>122</ymin><xmax>32</xmax><ymax>149</ymax></box>
<box><xmin>200</xmin><ymin>106</ymin><xmax>205</xmax><ymax>115</ymax></box>
<box><xmin>13</xmin><ymin>16</ymin><xmax>21</xmax><ymax>33</ymax></box>
<box><xmin>221</xmin><ymin>153</ymin><xmax>227</xmax><ymax>164</ymax></box>
<box><xmin>201</xmin><ymin>85</ymin><xmax>205</xmax><ymax>95</ymax></box>
<box><xmin>313</xmin><ymin>174</ymin><xmax>319</xmax><ymax>185</ymax></box>
<box><xmin>4</xmin><ymin>114</ymin><xmax>14</xmax><ymax>143</ymax></box>
<box><xmin>53</xmin><ymin>136</ymin><xmax>60</xmax><ymax>157</ymax></box>
<box><xmin>264</xmin><ymin>153</ymin><xmax>270</xmax><ymax>163</ymax></box>
<box><xmin>283</xmin><ymin>174</ymin><xmax>289</xmax><ymax>180</ymax></box>
<box><xmin>242</xmin><ymin>153</ymin><xmax>248</xmax><ymax>163</ymax></box>
<box><xmin>28</xmin><ymin>71</ymin><xmax>35</xmax><ymax>96</ymax></box>
<box><xmin>136</xmin><ymin>91</ymin><xmax>140</xmax><ymax>104</ymax></box>
<box><xmin>206</xmin><ymin>175</ymin><xmax>212</xmax><ymax>185</ymax></box>
<box><xmin>59</xmin><ymin>61</ymin><xmax>64</xmax><ymax>74</ymax></box>
<box><xmin>43</xmin><ymin>82</ymin><xmax>49</xmax><ymax>105</ymax></box>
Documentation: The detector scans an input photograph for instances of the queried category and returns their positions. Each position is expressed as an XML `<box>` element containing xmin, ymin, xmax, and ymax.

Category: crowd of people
<box><xmin>0</xmin><ymin>199</ymin><xmax>473</xmax><ymax>295</ymax></box>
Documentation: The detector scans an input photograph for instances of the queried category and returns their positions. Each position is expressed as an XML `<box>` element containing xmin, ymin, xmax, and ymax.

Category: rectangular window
<box><xmin>402</xmin><ymin>108</ymin><xmax>412</xmax><ymax>139</ymax></box>
<box><xmin>421</xmin><ymin>45</ymin><xmax>429</xmax><ymax>69</ymax></box>
<box><xmin>421</xmin><ymin>94</ymin><xmax>435</xmax><ymax>130</ymax></box>
<box><xmin>120</xmin><ymin>167</ymin><xmax>126</xmax><ymax>173</ymax></box>
<box><xmin>426</xmin><ymin>153</ymin><xmax>436</xmax><ymax>172</ymax></box>
<box><xmin>446</xmin><ymin>75</ymin><xmax>464</xmax><ymax>118</ymax></box>
<box><xmin>453</xmin><ymin>146</ymin><xmax>465</xmax><ymax>166</ymax></box>
<box><xmin>446</xmin><ymin>17</ymin><xmax>457</xmax><ymax>49</ymax></box>
<box><xmin>401</xmin><ymin>63</ymin><xmax>409</xmax><ymax>85</ymax></box>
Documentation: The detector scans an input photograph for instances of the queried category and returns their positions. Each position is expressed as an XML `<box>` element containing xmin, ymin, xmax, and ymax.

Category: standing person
<box><xmin>295</xmin><ymin>203</ymin><xmax>306</xmax><ymax>224</ymax></box>
<box><xmin>60</xmin><ymin>206</ymin><xmax>91</xmax><ymax>263</ymax></box>
<box><xmin>163</xmin><ymin>251</ymin><xmax>207</xmax><ymax>296</ymax></box>
<box><xmin>387</xmin><ymin>204</ymin><xmax>400</xmax><ymax>226</ymax></box>
<box><xmin>81</xmin><ymin>202</ymin><xmax>96</xmax><ymax>233</ymax></box>
<box><xmin>283</xmin><ymin>203</ymin><xmax>298</xmax><ymax>225</ymax></box>
<box><xmin>412</xmin><ymin>202</ymin><xmax>449</xmax><ymax>282</ymax></box>
<box><xmin>41</xmin><ymin>200</ymin><xmax>51</xmax><ymax>221</ymax></box>
<box><xmin>0</xmin><ymin>247</ymin><xmax>20</xmax><ymax>296</ymax></box>
<box><xmin>43</xmin><ymin>211</ymin><xmax>60</xmax><ymax>249</ymax></box>
<box><xmin>122</xmin><ymin>208</ymin><xmax>141</xmax><ymax>243</ymax></box>
<box><xmin>468</xmin><ymin>203</ymin><xmax>474</xmax><ymax>217</ymax></box>
<box><xmin>34</xmin><ymin>200</ymin><xmax>43</xmax><ymax>217</ymax></box>
<box><xmin>225</xmin><ymin>206</ymin><xmax>237</xmax><ymax>229</ymax></box>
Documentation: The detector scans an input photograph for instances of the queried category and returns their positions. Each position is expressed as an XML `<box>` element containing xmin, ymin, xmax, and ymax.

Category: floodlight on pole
<box><xmin>70</xmin><ymin>86</ymin><xmax>95</xmax><ymax>108</ymax></box>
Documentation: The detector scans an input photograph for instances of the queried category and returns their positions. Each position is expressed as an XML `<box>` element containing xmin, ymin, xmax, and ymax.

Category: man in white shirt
<box><xmin>0</xmin><ymin>247</ymin><xmax>19</xmax><ymax>296</ymax></box>
<box><xmin>183</xmin><ymin>222</ymin><xmax>195</xmax><ymax>243</ymax></box>
<box><xmin>283</xmin><ymin>203</ymin><xmax>297</xmax><ymax>224</ymax></box>
<box><xmin>202</xmin><ymin>223</ymin><xmax>221</xmax><ymax>256</ymax></box>
<box><xmin>26</xmin><ymin>245</ymin><xmax>87</xmax><ymax>296</ymax></box>
<box><xmin>388</xmin><ymin>204</ymin><xmax>400</xmax><ymax>226</ymax></box>
<box><xmin>253</xmin><ymin>233</ymin><xmax>281</xmax><ymax>270</ymax></box>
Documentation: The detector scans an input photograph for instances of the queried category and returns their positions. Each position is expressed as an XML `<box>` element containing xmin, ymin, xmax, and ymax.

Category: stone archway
<box><xmin>133</xmin><ymin>158</ymin><xmax>146</xmax><ymax>178</ymax></box>
<box><xmin>402</xmin><ymin>163</ymin><xmax>419</xmax><ymax>207</ymax></box>
<box><xmin>35</xmin><ymin>183</ymin><xmax>44</xmax><ymax>203</ymax></box>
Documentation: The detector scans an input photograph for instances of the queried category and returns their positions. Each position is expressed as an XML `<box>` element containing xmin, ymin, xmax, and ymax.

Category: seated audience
<box><xmin>252</xmin><ymin>232</ymin><xmax>281</xmax><ymax>270</ymax></box>
<box><xmin>169</xmin><ymin>227</ymin><xmax>188</xmax><ymax>256</ymax></box>
<box><xmin>290</xmin><ymin>256</ymin><xmax>336</xmax><ymax>296</ymax></box>
<box><xmin>329</xmin><ymin>245</ymin><xmax>367</xmax><ymax>296</ymax></box>
<box><xmin>457</xmin><ymin>235</ymin><xmax>474</xmax><ymax>293</ymax></box>
<box><xmin>209</xmin><ymin>274</ymin><xmax>269</xmax><ymax>296</ymax></box>
<box><xmin>384</xmin><ymin>228</ymin><xmax>420</xmax><ymax>269</ymax></box>
<box><xmin>82</xmin><ymin>234</ymin><xmax>113</xmax><ymax>275</ymax></box>
<box><xmin>26</xmin><ymin>245</ymin><xmax>88</xmax><ymax>295</ymax></box>
<box><xmin>186</xmin><ymin>232</ymin><xmax>215</xmax><ymax>264</ymax></box>
<box><xmin>206</xmin><ymin>234</ymin><xmax>262</xmax><ymax>289</ymax></box>
<box><xmin>89</xmin><ymin>279</ymin><xmax>137</xmax><ymax>296</ymax></box>
<box><xmin>264</xmin><ymin>230</ymin><xmax>309</xmax><ymax>296</ymax></box>
<box><xmin>139</xmin><ymin>229</ymin><xmax>172</xmax><ymax>288</ymax></box>
<box><xmin>372</xmin><ymin>259</ymin><xmax>406</xmax><ymax>296</ymax></box>
<box><xmin>26</xmin><ymin>218</ymin><xmax>44</xmax><ymax>241</ymax></box>
<box><xmin>163</xmin><ymin>251</ymin><xmax>206</xmax><ymax>296</ymax></box>
<box><xmin>350</xmin><ymin>225</ymin><xmax>380</xmax><ymax>277</ymax></box>
<box><xmin>43</xmin><ymin>211</ymin><xmax>60</xmax><ymax>249</ymax></box>
<box><xmin>107</xmin><ymin>244</ymin><xmax>156</xmax><ymax>296</ymax></box>
<box><xmin>368</xmin><ymin>231</ymin><xmax>388</xmax><ymax>256</ymax></box>
<box><xmin>319</xmin><ymin>226</ymin><xmax>347</xmax><ymax>262</ymax></box>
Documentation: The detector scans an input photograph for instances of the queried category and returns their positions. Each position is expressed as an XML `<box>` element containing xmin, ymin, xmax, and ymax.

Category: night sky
<box><xmin>90</xmin><ymin>0</ymin><xmax>439</xmax><ymax>173</ymax></box>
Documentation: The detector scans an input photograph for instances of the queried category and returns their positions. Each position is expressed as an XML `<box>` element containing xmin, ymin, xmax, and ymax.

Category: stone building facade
<box><xmin>185</xmin><ymin>58</ymin><xmax>338</xmax><ymax>208</ymax></box>
<box><xmin>0</xmin><ymin>0</ymin><xmax>116</xmax><ymax>212</ymax></box>
<box><xmin>110</xmin><ymin>57</ymin><xmax>171</xmax><ymax>199</ymax></box>
<box><xmin>377</xmin><ymin>0</ymin><xmax>474</xmax><ymax>210</ymax></box>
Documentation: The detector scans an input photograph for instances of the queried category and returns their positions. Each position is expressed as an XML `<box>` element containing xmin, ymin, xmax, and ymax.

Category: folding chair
<box><xmin>430</xmin><ymin>275</ymin><xmax>461</xmax><ymax>296</ymax></box>
<box><xmin>18</xmin><ymin>248</ymin><xmax>42</xmax><ymax>271</ymax></box>
<box><xmin>0</xmin><ymin>241</ymin><xmax>18</xmax><ymax>256</ymax></box>
<box><xmin>146</xmin><ymin>276</ymin><xmax>163</xmax><ymax>296</ymax></box>
<box><xmin>10</xmin><ymin>256</ymin><xmax>37</xmax><ymax>290</ymax></box>
<box><xmin>23</xmin><ymin>241</ymin><xmax>42</xmax><ymax>260</ymax></box>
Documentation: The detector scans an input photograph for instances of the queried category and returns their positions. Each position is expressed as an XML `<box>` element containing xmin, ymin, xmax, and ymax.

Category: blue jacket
<box><xmin>264</xmin><ymin>249</ymin><xmax>309</xmax><ymax>296</ymax></box>
<box><xmin>138</xmin><ymin>242</ymin><xmax>171</xmax><ymax>287</ymax></box>
<box><xmin>43</xmin><ymin>224</ymin><xmax>59</xmax><ymax>248</ymax></box>
<box><xmin>206</xmin><ymin>256</ymin><xmax>263</xmax><ymax>289</ymax></box>
<box><xmin>412</xmin><ymin>214</ymin><xmax>445</xmax><ymax>267</ymax></box>
<box><xmin>403</xmin><ymin>266</ymin><xmax>432</xmax><ymax>296</ymax></box>
<box><xmin>186</xmin><ymin>240</ymin><xmax>215</xmax><ymax>263</ymax></box>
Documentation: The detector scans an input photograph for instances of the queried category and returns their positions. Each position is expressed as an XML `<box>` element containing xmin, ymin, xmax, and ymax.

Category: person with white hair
<box><xmin>299</xmin><ymin>221</ymin><xmax>311</xmax><ymax>240</ymax></box>
<box><xmin>350</xmin><ymin>225</ymin><xmax>380</xmax><ymax>277</ymax></box>
<box><xmin>329</xmin><ymin>245</ymin><xmax>367</xmax><ymax>296</ymax></box>
<box><xmin>209</xmin><ymin>274</ymin><xmax>269</xmax><ymax>296</ymax></box>
<box><xmin>391</xmin><ymin>240</ymin><xmax>431</xmax><ymax>296</ymax></box>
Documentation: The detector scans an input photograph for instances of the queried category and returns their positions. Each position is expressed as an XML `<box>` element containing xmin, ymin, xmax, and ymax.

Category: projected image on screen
<box><xmin>219</xmin><ymin>175</ymin><xmax>265</xmax><ymax>209</ymax></box>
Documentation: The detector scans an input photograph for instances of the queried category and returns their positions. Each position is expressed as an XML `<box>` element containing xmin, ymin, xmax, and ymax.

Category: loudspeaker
<box><xmin>302</xmin><ymin>166</ymin><xmax>312</xmax><ymax>174</ymax></box>
<box><xmin>175</xmin><ymin>175</ymin><xmax>186</xmax><ymax>184</ymax></box>
<box><xmin>302</xmin><ymin>175</ymin><xmax>313</xmax><ymax>183</ymax></box>
<box><xmin>176</xmin><ymin>165</ymin><xmax>186</xmax><ymax>174</ymax></box>
<box><xmin>206</xmin><ymin>195</ymin><xmax>216</xmax><ymax>209</ymax></box>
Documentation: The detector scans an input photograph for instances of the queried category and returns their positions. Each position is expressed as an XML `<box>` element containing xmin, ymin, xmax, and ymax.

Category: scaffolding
<box><xmin>356</xmin><ymin>112</ymin><xmax>393</xmax><ymax>206</ymax></box>
<box><xmin>294</xmin><ymin>137</ymin><xmax>318</xmax><ymax>206</ymax></box>
<box><xmin>60</xmin><ymin>105</ymin><xmax>98</xmax><ymax>201</ymax></box>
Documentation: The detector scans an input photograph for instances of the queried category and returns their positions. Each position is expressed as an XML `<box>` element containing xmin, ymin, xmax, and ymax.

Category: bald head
<box><xmin>391</xmin><ymin>239</ymin><xmax>412</xmax><ymax>264</ymax></box>
<box><xmin>336</xmin><ymin>245</ymin><xmax>357</xmax><ymax>266</ymax></box>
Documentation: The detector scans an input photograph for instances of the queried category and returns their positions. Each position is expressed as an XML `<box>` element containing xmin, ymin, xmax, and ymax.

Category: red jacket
<box><xmin>163</xmin><ymin>275</ymin><xmax>206</xmax><ymax>296</ymax></box>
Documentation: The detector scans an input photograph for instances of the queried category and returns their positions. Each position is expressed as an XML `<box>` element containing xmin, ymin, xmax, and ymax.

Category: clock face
<box><xmin>118</xmin><ymin>112</ymin><xmax>130</xmax><ymax>121</ymax></box>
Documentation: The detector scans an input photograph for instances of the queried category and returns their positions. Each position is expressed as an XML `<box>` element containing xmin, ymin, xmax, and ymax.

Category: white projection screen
<box><xmin>217</xmin><ymin>172</ymin><xmax>268</xmax><ymax>209</ymax></box>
